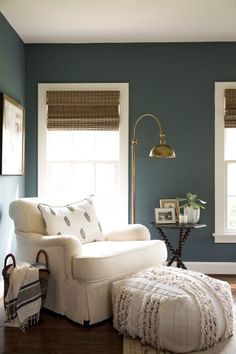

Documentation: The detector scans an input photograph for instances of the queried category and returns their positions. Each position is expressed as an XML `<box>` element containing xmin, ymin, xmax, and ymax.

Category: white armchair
<box><xmin>9</xmin><ymin>197</ymin><xmax>167</xmax><ymax>325</ymax></box>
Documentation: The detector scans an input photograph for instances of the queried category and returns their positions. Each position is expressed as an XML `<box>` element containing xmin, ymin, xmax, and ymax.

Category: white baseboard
<box><xmin>184</xmin><ymin>262</ymin><xmax>236</xmax><ymax>274</ymax></box>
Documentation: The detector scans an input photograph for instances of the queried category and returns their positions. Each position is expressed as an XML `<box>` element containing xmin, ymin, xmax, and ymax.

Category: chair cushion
<box><xmin>38</xmin><ymin>198</ymin><xmax>104</xmax><ymax>244</ymax></box>
<box><xmin>72</xmin><ymin>240</ymin><xmax>167</xmax><ymax>282</ymax></box>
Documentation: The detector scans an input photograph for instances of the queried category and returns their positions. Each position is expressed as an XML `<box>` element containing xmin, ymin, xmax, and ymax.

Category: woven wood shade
<box><xmin>224</xmin><ymin>89</ymin><xmax>236</xmax><ymax>128</ymax></box>
<box><xmin>46</xmin><ymin>90</ymin><xmax>120</xmax><ymax>130</ymax></box>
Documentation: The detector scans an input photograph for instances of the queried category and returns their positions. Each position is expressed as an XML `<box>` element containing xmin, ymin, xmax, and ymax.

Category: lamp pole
<box><xmin>131</xmin><ymin>113</ymin><xmax>175</xmax><ymax>224</ymax></box>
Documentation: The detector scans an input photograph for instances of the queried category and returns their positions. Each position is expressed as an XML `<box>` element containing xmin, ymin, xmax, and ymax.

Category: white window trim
<box><xmin>38</xmin><ymin>83</ymin><xmax>129</xmax><ymax>225</ymax></box>
<box><xmin>213</xmin><ymin>82</ymin><xmax>236</xmax><ymax>243</ymax></box>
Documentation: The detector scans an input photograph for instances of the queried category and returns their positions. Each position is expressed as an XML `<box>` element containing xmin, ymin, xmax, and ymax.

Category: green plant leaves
<box><xmin>179</xmin><ymin>203</ymin><xmax>189</xmax><ymax>209</ymax></box>
<box><xmin>177</xmin><ymin>197</ymin><xmax>188</xmax><ymax>202</ymax></box>
<box><xmin>186</xmin><ymin>193</ymin><xmax>197</xmax><ymax>201</ymax></box>
<box><xmin>177</xmin><ymin>193</ymin><xmax>207</xmax><ymax>209</ymax></box>
<box><xmin>190</xmin><ymin>201</ymin><xmax>203</xmax><ymax>209</ymax></box>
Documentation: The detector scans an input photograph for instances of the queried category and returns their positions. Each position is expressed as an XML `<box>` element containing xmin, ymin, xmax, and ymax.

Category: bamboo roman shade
<box><xmin>224</xmin><ymin>89</ymin><xmax>236</xmax><ymax>127</ymax></box>
<box><xmin>46</xmin><ymin>90</ymin><xmax>120</xmax><ymax>131</ymax></box>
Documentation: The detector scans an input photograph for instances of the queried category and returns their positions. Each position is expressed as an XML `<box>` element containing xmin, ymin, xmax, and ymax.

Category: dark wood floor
<box><xmin>0</xmin><ymin>303</ymin><xmax>123</xmax><ymax>354</ymax></box>
<box><xmin>0</xmin><ymin>275</ymin><xmax>235</xmax><ymax>354</ymax></box>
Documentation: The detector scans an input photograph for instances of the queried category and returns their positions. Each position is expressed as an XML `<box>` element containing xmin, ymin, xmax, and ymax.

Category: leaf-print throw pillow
<box><xmin>38</xmin><ymin>198</ymin><xmax>104</xmax><ymax>244</ymax></box>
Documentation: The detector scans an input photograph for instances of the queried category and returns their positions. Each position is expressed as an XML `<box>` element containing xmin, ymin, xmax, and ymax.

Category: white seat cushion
<box><xmin>72</xmin><ymin>240</ymin><xmax>167</xmax><ymax>282</ymax></box>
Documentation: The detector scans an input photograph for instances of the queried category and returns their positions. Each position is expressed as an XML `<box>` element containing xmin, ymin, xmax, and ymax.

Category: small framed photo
<box><xmin>0</xmin><ymin>93</ymin><xmax>24</xmax><ymax>175</ymax></box>
<box><xmin>155</xmin><ymin>208</ymin><xmax>176</xmax><ymax>224</ymax></box>
<box><xmin>160</xmin><ymin>199</ymin><xmax>180</xmax><ymax>222</ymax></box>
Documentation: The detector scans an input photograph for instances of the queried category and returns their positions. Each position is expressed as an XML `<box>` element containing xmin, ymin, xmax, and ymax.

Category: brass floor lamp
<box><xmin>131</xmin><ymin>113</ymin><xmax>176</xmax><ymax>224</ymax></box>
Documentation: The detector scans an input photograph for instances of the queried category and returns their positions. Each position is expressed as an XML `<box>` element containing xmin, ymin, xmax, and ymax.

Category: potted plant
<box><xmin>177</xmin><ymin>192</ymin><xmax>207</xmax><ymax>224</ymax></box>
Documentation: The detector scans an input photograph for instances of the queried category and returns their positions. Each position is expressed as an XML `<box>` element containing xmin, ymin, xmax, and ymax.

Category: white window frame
<box><xmin>214</xmin><ymin>82</ymin><xmax>236</xmax><ymax>243</ymax></box>
<box><xmin>38</xmin><ymin>83</ymin><xmax>129</xmax><ymax>225</ymax></box>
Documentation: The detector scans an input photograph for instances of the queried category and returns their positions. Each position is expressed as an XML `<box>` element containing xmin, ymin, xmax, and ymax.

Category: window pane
<box><xmin>46</xmin><ymin>161</ymin><xmax>119</xmax><ymax>229</ymax></box>
<box><xmin>225</xmin><ymin>128</ymin><xmax>236</xmax><ymax>160</ymax></box>
<box><xmin>47</xmin><ymin>162</ymin><xmax>73</xmax><ymax>192</ymax></box>
<box><xmin>74</xmin><ymin>163</ymin><xmax>95</xmax><ymax>196</ymax></box>
<box><xmin>95</xmin><ymin>163</ymin><xmax>117</xmax><ymax>194</ymax></box>
<box><xmin>95</xmin><ymin>163</ymin><xmax>118</xmax><ymax>229</ymax></box>
<box><xmin>227</xmin><ymin>196</ymin><xmax>236</xmax><ymax>229</ymax></box>
<box><xmin>227</xmin><ymin>162</ymin><xmax>236</xmax><ymax>195</ymax></box>
<box><xmin>47</xmin><ymin>162</ymin><xmax>95</xmax><ymax>200</ymax></box>
<box><xmin>47</xmin><ymin>131</ymin><xmax>74</xmax><ymax>161</ymax></box>
<box><xmin>48</xmin><ymin>131</ymin><xmax>95</xmax><ymax>161</ymax></box>
<box><xmin>96</xmin><ymin>194</ymin><xmax>118</xmax><ymax>231</ymax></box>
<box><xmin>72</xmin><ymin>132</ymin><xmax>95</xmax><ymax>161</ymax></box>
<box><xmin>95</xmin><ymin>132</ymin><xmax>119</xmax><ymax>160</ymax></box>
<box><xmin>95</xmin><ymin>163</ymin><xmax>118</xmax><ymax>230</ymax></box>
<box><xmin>47</xmin><ymin>131</ymin><xmax>119</xmax><ymax>161</ymax></box>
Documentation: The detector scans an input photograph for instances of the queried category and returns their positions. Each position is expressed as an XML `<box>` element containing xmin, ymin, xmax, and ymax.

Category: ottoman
<box><xmin>112</xmin><ymin>266</ymin><xmax>234</xmax><ymax>353</ymax></box>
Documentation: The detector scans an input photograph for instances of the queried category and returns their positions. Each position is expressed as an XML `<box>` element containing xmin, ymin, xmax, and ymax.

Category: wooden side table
<box><xmin>150</xmin><ymin>222</ymin><xmax>207</xmax><ymax>269</ymax></box>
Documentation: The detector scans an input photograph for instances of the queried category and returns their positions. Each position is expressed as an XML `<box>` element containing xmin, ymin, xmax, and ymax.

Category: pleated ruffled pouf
<box><xmin>112</xmin><ymin>266</ymin><xmax>234</xmax><ymax>353</ymax></box>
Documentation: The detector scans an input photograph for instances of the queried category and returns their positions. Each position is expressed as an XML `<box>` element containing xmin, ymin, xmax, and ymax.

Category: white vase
<box><xmin>184</xmin><ymin>206</ymin><xmax>200</xmax><ymax>224</ymax></box>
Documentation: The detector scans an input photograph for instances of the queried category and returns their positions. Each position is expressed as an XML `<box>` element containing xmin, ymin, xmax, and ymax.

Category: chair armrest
<box><xmin>104</xmin><ymin>224</ymin><xmax>150</xmax><ymax>241</ymax></box>
<box><xmin>16</xmin><ymin>230</ymin><xmax>82</xmax><ymax>279</ymax></box>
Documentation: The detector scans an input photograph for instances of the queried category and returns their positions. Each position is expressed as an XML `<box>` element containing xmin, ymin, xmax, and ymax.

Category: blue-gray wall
<box><xmin>0</xmin><ymin>13</ymin><xmax>25</xmax><ymax>268</ymax></box>
<box><xmin>2</xmin><ymin>13</ymin><xmax>236</xmax><ymax>268</ymax></box>
<box><xmin>25</xmin><ymin>42</ymin><xmax>236</xmax><ymax>262</ymax></box>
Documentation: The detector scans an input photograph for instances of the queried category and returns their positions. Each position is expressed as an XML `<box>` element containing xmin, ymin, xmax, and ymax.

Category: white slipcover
<box><xmin>9</xmin><ymin>198</ymin><xmax>167</xmax><ymax>325</ymax></box>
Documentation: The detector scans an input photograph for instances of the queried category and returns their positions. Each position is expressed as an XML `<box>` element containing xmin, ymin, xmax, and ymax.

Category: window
<box><xmin>225</xmin><ymin>130</ymin><xmax>236</xmax><ymax>230</ymax></box>
<box><xmin>214</xmin><ymin>83</ymin><xmax>236</xmax><ymax>242</ymax></box>
<box><xmin>38</xmin><ymin>83</ymin><xmax>129</xmax><ymax>230</ymax></box>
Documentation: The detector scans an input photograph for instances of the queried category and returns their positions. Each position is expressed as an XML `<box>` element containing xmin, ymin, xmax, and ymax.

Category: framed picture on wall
<box><xmin>0</xmin><ymin>93</ymin><xmax>24</xmax><ymax>175</ymax></box>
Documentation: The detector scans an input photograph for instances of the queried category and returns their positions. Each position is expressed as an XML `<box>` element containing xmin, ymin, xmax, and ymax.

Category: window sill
<box><xmin>213</xmin><ymin>232</ymin><xmax>236</xmax><ymax>243</ymax></box>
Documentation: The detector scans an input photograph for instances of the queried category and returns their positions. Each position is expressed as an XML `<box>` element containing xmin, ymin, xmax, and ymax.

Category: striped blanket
<box><xmin>5</xmin><ymin>262</ymin><xmax>41</xmax><ymax>330</ymax></box>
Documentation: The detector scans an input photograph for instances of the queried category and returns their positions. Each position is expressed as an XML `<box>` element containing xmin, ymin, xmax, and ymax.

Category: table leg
<box><xmin>157</xmin><ymin>227</ymin><xmax>191</xmax><ymax>269</ymax></box>
<box><xmin>157</xmin><ymin>228</ymin><xmax>177</xmax><ymax>266</ymax></box>
<box><xmin>167</xmin><ymin>254</ymin><xmax>177</xmax><ymax>267</ymax></box>
<box><xmin>175</xmin><ymin>228</ymin><xmax>191</xmax><ymax>269</ymax></box>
